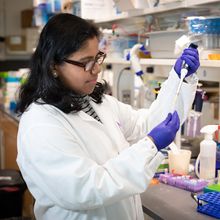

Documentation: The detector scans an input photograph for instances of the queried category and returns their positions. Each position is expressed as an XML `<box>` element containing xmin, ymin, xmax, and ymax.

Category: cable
<box><xmin>116</xmin><ymin>67</ymin><xmax>131</xmax><ymax>100</ymax></box>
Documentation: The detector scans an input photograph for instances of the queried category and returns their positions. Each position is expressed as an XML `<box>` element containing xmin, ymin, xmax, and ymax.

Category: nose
<box><xmin>91</xmin><ymin>62</ymin><xmax>102</xmax><ymax>75</ymax></box>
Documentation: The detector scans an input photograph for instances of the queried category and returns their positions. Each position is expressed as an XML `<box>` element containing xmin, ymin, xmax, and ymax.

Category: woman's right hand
<box><xmin>147</xmin><ymin>111</ymin><xmax>180</xmax><ymax>151</ymax></box>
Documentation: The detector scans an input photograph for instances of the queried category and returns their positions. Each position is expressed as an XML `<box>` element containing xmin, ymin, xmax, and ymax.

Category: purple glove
<box><xmin>174</xmin><ymin>48</ymin><xmax>200</xmax><ymax>78</ymax></box>
<box><xmin>148</xmin><ymin>111</ymin><xmax>180</xmax><ymax>151</ymax></box>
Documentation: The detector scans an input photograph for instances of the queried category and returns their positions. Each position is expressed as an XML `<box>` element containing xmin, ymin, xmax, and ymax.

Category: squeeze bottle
<box><xmin>195</xmin><ymin>125</ymin><xmax>218</xmax><ymax>180</ymax></box>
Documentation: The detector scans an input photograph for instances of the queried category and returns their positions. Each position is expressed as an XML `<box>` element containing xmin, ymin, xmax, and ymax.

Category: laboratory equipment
<box><xmin>184</xmin><ymin>84</ymin><xmax>205</xmax><ymax>138</ymax></box>
<box><xmin>127</xmin><ymin>43</ymin><xmax>149</xmax><ymax>77</ymax></box>
<box><xmin>159</xmin><ymin>173</ymin><xmax>208</xmax><ymax>192</ymax></box>
<box><xmin>185</xmin><ymin>111</ymin><xmax>202</xmax><ymax>138</ymax></box>
<box><xmin>204</xmin><ymin>184</ymin><xmax>220</xmax><ymax>193</ymax></box>
<box><xmin>171</xmin><ymin>43</ymin><xmax>198</xmax><ymax>111</ymax></box>
<box><xmin>168</xmin><ymin>142</ymin><xmax>180</xmax><ymax>155</ymax></box>
<box><xmin>187</xmin><ymin>16</ymin><xmax>220</xmax><ymax>59</ymax></box>
<box><xmin>195</xmin><ymin>125</ymin><xmax>218</xmax><ymax>180</ymax></box>
<box><xmin>187</xmin><ymin>16</ymin><xmax>220</xmax><ymax>49</ymax></box>
<box><xmin>101</xmin><ymin>64</ymin><xmax>113</xmax><ymax>95</ymax></box>
<box><xmin>168</xmin><ymin>149</ymin><xmax>191</xmax><ymax>175</ymax></box>
<box><xmin>115</xmin><ymin>67</ymin><xmax>134</xmax><ymax>104</ymax></box>
<box><xmin>197</xmin><ymin>192</ymin><xmax>220</xmax><ymax>219</ymax></box>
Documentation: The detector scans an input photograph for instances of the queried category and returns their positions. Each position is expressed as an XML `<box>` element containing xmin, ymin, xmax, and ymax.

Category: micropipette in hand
<box><xmin>171</xmin><ymin>43</ymin><xmax>198</xmax><ymax>111</ymax></box>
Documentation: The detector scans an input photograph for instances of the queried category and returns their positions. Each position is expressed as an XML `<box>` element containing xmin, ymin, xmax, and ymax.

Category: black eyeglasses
<box><xmin>63</xmin><ymin>51</ymin><xmax>106</xmax><ymax>72</ymax></box>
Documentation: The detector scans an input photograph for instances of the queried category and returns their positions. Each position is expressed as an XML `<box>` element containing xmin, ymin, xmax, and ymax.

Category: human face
<box><xmin>55</xmin><ymin>37</ymin><xmax>104</xmax><ymax>95</ymax></box>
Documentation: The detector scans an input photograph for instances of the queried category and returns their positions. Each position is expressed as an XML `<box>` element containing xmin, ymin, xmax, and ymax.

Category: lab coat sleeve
<box><xmin>147</xmin><ymin>68</ymin><xmax>198</xmax><ymax>130</ymax></box>
<box><xmin>107</xmin><ymin>68</ymin><xmax>198</xmax><ymax>142</ymax></box>
<box><xmin>17</xmin><ymin>123</ymin><xmax>164</xmax><ymax>211</ymax></box>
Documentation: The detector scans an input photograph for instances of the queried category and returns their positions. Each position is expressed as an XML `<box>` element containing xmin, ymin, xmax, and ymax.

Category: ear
<box><xmin>51</xmin><ymin>65</ymin><xmax>59</xmax><ymax>78</ymax></box>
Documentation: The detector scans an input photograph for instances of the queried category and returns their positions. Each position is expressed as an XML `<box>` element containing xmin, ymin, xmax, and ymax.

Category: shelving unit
<box><xmin>105</xmin><ymin>57</ymin><xmax>220</xmax><ymax>68</ymax></box>
<box><xmin>95</xmin><ymin>1</ymin><xmax>187</xmax><ymax>24</ymax></box>
<box><xmin>5</xmin><ymin>51</ymin><xmax>32</xmax><ymax>60</ymax></box>
<box><xmin>186</xmin><ymin>0</ymin><xmax>220</xmax><ymax>7</ymax></box>
<box><xmin>95</xmin><ymin>0</ymin><xmax>220</xmax><ymax>24</ymax></box>
<box><xmin>99</xmin><ymin>0</ymin><xmax>220</xmax><ymax>124</ymax></box>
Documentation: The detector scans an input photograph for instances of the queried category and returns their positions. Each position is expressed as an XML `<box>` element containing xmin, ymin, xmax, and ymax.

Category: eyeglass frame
<box><xmin>63</xmin><ymin>51</ymin><xmax>106</xmax><ymax>73</ymax></box>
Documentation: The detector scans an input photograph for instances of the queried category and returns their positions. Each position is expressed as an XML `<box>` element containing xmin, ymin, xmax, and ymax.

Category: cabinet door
<box><xmin>0</xmin><ymin>112</ymin><xmax>18</xmax><ymax>169</ymax></box>
<box><xmin>0</xmin><ymin>111</ymin><xmax>34</xmax><ymax>217</ymax></box>
<box><xmin>0</xmin><ymin>0</ymin><xmax>4</xmax><ymax>36</ymax></box>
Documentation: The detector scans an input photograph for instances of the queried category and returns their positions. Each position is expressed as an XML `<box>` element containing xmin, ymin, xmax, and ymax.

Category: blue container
<box><xmin>197</xmin><ymin>192</ymin><xmax>220</xmax><ymax>219</ymax></box>
<box><xmin>187</xmin><ymin>16</ymin><xmax>220</xmax><ymax>34</ymax></box>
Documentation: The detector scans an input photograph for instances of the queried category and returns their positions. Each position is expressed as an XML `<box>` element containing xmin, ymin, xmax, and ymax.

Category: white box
<box><xmin>81</xmin><ymin>0</ymin><xmax>115</xmax><ymax>20</ymax></box>
<box><xmin>113</xmin><ymin>0</ymin><xmax>150</xmax><ymax>11</ymax></box>
<box><xmin>134</xmin><ymin>0</ymin><xmax>151</xmax><ymax>9</ymax></box>
<box><xmin>148</xmin><ymin>30</ymin><xmax>187</xmax><ymax>58</ymax></box>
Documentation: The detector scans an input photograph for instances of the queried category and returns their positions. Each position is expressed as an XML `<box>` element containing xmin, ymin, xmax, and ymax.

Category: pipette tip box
<box><xmin>197</xmin><ymin>192</ymin><xmax>220</xmax><ymax>219</ymax></box>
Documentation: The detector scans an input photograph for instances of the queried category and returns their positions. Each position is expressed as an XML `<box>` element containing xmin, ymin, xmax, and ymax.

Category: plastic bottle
<box><xmin>195</xmin><ymin>125</ymin><xmax>218</xmax><ymax>180</ymax></box>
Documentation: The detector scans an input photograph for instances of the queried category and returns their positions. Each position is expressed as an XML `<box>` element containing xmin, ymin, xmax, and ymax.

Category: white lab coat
<box><xmin>17</xmin><ymin>69</ymin><xmax>197</xmax><ymax>220</ymax></box>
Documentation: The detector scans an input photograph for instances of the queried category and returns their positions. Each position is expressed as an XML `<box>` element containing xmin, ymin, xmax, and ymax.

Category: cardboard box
<box><xmin>21</xmin><ymin>9</ymin><xmax>34</xmax><ymax>28</ymax></box>
<box><xmin>6</xmin><ymin>36</ymin><xmax>26</xmax><ymax>51</ymax></box>
<box><xmin>113</xmin><ymin>0</ymin><xmax>150</xmax><ymax>11</ymax></box>
<box><xmin>22</xmin><ymin>28</ymin><xmax>39</xmax><ymax>52</ymax></box>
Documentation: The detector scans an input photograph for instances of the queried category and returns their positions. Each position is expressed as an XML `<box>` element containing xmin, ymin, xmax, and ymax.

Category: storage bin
<box><xmin>0</xmin><ymin>169</ymin><xmax>26</xmax><ymax>219</ymax></box>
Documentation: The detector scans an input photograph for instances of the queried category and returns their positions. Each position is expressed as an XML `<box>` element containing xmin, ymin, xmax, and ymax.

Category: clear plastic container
<box><xmin>187</xmin><ymin>16</ymin><xmax>220</xmax><ymax>49</ymax></box>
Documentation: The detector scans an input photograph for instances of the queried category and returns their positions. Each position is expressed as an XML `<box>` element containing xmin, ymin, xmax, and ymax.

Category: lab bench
<box><xmin>141</xmin><ymin>182</ymin><xmax>215</xmax><ymax>220</ymax></box>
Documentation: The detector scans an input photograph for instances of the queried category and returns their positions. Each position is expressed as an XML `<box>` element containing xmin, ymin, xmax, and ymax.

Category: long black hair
<box><xmin>16</xmin><ymin>13</ymin><xmax>107</xmax><ymax>114</ymax></box>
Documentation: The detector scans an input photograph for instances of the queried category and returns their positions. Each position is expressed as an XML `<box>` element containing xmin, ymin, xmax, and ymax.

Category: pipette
<box><xmin>171</xmin><ymin>43</ymin><xmax>198</xmax><ymax>111</ymax></box>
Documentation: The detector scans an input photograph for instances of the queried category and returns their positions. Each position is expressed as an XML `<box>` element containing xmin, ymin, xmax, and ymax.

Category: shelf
<box><xmin>95</xmin><ymin>1</ymin><xmax>187</xmax><ymax>24</ymax></box>
<box><xmin>105</xmin><ymin>57</ymin><xmax>220</xmax><ymax>67</ymax></box>
<box><xmin>186</xmin><ymin>0</ymin><xmax>220</xmax><ymax>7</ymax></box>
<box><xmin>202</xmin><ymin>87</ymin><xmax>219</xmax><ymax>93</ymax></box>
<box><xmin>105</xmin><ymin>58</ymin><xmax>220</xmax><ymax>82</ymax></box>
<box><xmin>3</xmin><ymin>51</ymin><xmax>32</xmax><ymax>60</ymax></box>
<box><xmin>95</xmin><ymin>0</ymin><xmax>220</xmax><ymax>24</ymax></box>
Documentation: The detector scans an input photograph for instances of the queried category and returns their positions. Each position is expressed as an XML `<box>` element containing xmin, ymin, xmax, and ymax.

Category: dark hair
<box><xmin>16</xmin><ymin>13</ymin><xmax>107</xmax><ymax>114</ymax></box>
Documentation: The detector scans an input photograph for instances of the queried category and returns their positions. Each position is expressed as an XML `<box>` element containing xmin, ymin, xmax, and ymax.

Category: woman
<box><xmin>16</xmin><ymin>13</ymin><xmax>199</xmax><ymax>220</ymax></box>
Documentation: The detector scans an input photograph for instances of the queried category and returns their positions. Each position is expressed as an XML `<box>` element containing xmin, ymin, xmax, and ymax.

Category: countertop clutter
<box><xmin>141</xmin><ymin>183</ymin><xmax>215</xmax><ymax>220</ymax></box>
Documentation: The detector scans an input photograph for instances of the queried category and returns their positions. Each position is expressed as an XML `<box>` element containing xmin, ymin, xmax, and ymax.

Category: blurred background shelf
<box><xmin>105</xmin><ymin>57</ymin><xmax>220</xmax><ymax>68</ymax></box>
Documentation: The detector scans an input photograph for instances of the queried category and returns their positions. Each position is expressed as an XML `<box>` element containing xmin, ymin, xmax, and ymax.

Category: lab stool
<box><xmin>0</xmin><ymin>169</ymin><xmax>26</xmax><ymax>219</ymax></box>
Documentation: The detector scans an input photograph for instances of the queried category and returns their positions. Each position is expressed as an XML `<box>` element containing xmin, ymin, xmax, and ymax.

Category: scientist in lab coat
<box><xmin>16</xmin><ymin>13</ymin><xmax>199</xmax><ymax>220</ymax></box>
